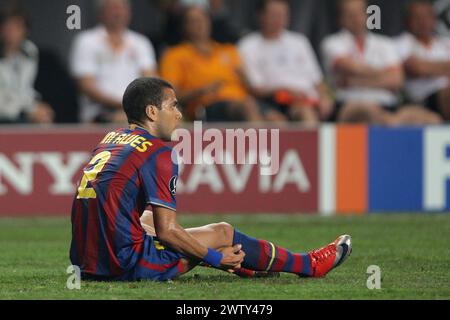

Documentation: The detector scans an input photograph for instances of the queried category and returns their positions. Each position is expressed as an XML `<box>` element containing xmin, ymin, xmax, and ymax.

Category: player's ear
<box><xmin>145</xmin><ymin>105</ymin><xmax>158</xmax><ymax>122</ymax></box>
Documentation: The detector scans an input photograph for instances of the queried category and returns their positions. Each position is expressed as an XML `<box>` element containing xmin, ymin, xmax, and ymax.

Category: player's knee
<box><xmin>214</xmin><ymin>222</ymin><xmax>234</xmax><ymax>243</ymax></box>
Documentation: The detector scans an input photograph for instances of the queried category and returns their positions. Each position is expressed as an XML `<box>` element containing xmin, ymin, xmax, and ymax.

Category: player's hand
<box><xmin>219</xmin><ymin>244</ymin><xmax>245</xmax><ymax>270</ymax></box>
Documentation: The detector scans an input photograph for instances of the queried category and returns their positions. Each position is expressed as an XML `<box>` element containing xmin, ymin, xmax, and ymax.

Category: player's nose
<box><xmin>175</xmin><ymin>108</ymin><xmax>183</xmax><ymax>121</ymax></box>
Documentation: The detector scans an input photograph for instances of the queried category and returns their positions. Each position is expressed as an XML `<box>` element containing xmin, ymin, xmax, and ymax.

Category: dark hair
<box><xmin>122</xmin><ymin>77</ymin><xmax>174</xmax><ymax>124</ymax></box>
<box><xmin>257</xmin><ymin>0</ymin><xmax>289</xmax><ymax>13</ymax></box>
<box><xmin>0</xmin><ymin>1</ymin><xmax>30</xmax><ymax>29</ymax></box>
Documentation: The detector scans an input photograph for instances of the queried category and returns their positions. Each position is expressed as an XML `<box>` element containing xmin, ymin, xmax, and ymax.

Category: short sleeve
<box><xmin>70</xmin><ymin>33</ymin><xmax>98</xmax><ymax>77</ymax></box>
<box><xmin>139</xmin><ymin>148</ymin><xmax>178</xmax><ymax>212</ymax></box>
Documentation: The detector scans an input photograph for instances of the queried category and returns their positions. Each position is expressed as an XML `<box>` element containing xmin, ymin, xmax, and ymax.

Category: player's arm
<box><xmin>153</xmin><ymin>206</ymin><xmax>245</xmax><ymax>270</ymax></box>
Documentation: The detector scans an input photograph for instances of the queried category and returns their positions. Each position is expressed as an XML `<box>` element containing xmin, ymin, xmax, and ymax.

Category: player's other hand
<box><xmin>220</xmin><ymin>244</ymin><xmax>245</xmax><ymax>270</ymax></box>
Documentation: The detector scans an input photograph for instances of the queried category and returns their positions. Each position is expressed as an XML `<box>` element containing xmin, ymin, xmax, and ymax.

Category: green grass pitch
<box><xmin>0</xmin><ymin>214</ymin><xmax>449</xmax><ymax>300</ymax></box>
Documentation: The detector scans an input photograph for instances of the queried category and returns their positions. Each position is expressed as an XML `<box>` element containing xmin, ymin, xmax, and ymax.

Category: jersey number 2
<box><xmin>77</xmin><ymin>151</ymin><xmax>112</xmax><ymax>199</ymax></box>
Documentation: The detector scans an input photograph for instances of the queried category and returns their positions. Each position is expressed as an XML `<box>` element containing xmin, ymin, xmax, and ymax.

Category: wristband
<box><xmin>203</xmin><ymin>248</ymin><xmax>223</xmax><ymax>267</ymax></box>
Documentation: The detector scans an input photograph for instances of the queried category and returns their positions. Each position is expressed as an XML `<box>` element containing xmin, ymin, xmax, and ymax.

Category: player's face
<box><xmin>340</xmin><ymin>0</ymin><xmax>368</xmax><ymax>36</ymax></box>
<box><xmin>155</xmin><ymin>88</ymin><xmax>183</xmax><ymax>142</ymax></box>
<box><xmin>407</xmin><ymin>4</ymin><xmax>436</xmax><ymax>39</ymax></box>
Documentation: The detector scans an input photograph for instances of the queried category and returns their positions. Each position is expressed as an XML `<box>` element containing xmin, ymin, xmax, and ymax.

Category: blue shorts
<box><xmin>130</xmin><ymin>236</ymin><xmax>187</xmax><ymax>281</ymax></box>
<box><xmin>80</xmin><ymin>236</ymin><xmax>187</xmax><ymax>282</ymax></box>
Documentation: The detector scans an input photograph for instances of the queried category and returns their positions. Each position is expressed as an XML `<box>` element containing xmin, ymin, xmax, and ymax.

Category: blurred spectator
<box><xmin>321</xmin><ymin>0</ymin><xmax>405</xmax><ymax>123</ymax></box>
<box><xmin>238</xmin><ymin>0</ymin><xmax>333</xmax><ymax>124</ymax></box>
<box><xmin>70</xmin><ymin>0</ymin><xmax>157</xmax><ymax>123</ymax></box>
<box><xmin>160</xmin><ymin>5</ymin><xmax>263</xmax><ymax>122</ymax></box>
<box><xmin>396</xmin><ymin>0</ymin><xmax>450</xmax><ymax>121</ymax></box>
<box><xmin>152</xmin><ymin>0</ymin><xmax>241</xmax><ymax>53</ymax></box>
<box><xmin>0</xmin><ymin>2</ymin><xmax>54</xmax><ymax>124</ymax></box>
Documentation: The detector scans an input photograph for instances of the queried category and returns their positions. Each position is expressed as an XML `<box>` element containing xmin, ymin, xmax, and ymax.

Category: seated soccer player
<box><xmin>69</xmin><ymin>77</ymin><xmax>352</xmax><ymax>282</ymax></box>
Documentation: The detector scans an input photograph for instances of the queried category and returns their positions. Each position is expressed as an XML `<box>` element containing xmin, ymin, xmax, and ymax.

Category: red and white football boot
<box><xmin>308</xmin><ymin>235</ymin><xmax>352</xmax><ymax>278</ymax></box>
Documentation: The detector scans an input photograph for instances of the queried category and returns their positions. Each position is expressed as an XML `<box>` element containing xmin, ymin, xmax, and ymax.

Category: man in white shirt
<box><xmin>238</xmin><ymin>0</ymin><xmax>333</xmax><ymax>125</ymax></box>
<box><xmin>70</xmin><ymin>0</ymin><xmax>157</xmax><ymax>123</ymax></box>
<box><xmin>321</xmin><ymin>0</ymin><xmax>408</xmax><ymax>123</ymax></box>
<box><xmin>396</xmin><ymin>0</ymin><xmax>450</xmax><ymax>121</ymax></box>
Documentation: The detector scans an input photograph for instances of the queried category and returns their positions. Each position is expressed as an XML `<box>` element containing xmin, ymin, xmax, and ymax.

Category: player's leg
<box><xmin>140</xmin><ymin>210</ymin><xmax>156</xmax><ymax>236</ymax></box>
<box><xmin>140</xmin><ymin>211</ymin><xmax>255</xmax><ymax>277</ymax></box>
<box><xmin>180</xmin><ymin>219</ymin><xmax>351</xmax><ymax>278</ymax></box>
<box><xmin>231</xmin><ymin>227</ymin><xmax>352</xmax><ymax>277</ymax></box>
<box><xmin>141</xmin><ymin>211</ymin><xmax>352</xmax><ymax>278</ymax></box>
<box><xmin>140</xmin><ymin>211</ymin><xmax>275</xmax><ymax>278</ymax></box>
<box><xmin>186</xmin><ymin>222</ymin><xmax>352</xmax><ymax>278</ymax></box>
<box><xmin>140</xmin><ymin>212</ymin><xmax>234</xmax><ymax>249</ymax></box>
<box><xmin>134</xmin><ymin>236</ymin><xmax>200</xmax><ymax>281</ymax></box>
<box><xmin>184</xmin><ymin>223</ymin><xmax>279</xmax><ymax>278</ymax></box>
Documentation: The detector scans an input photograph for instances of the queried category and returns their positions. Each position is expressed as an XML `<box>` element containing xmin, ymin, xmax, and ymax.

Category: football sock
<box><xmin>232</xmin><ymin>229</ymin><xmax>312</xmax><ymax>276</ymax></box>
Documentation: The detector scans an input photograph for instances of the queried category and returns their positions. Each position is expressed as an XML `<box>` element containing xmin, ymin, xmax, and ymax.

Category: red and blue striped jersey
<box><xmin>69</xmin><ymin>126</ymin><xmax>178</xmax><ymax>278</ymax></box>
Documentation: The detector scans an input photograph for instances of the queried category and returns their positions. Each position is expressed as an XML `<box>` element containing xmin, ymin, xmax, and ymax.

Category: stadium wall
<box><xmin>0</xmin><ymin>125</ymin><xmax>449</xmax><ymax>216</ymax></box>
